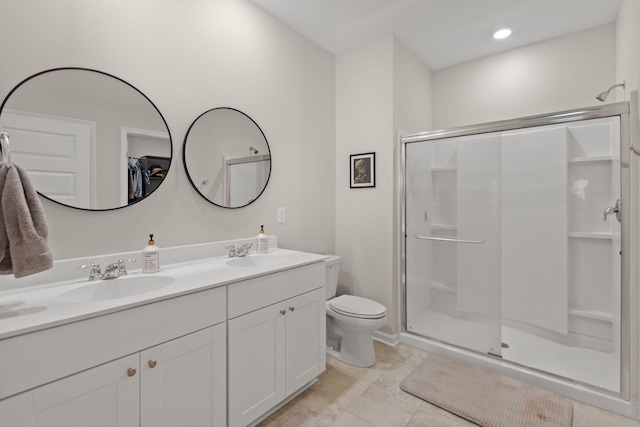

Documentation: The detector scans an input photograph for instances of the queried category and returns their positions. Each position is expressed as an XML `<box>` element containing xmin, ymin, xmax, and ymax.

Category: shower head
<box><xmin>595</xmin><ymin>81</ymin><xmax>625</xmax><ymax>102</ymax></box>
<box><xmin>249</xmin><ymin>146</ymin><xmax>259</xmax><ymax>155</ymax></box>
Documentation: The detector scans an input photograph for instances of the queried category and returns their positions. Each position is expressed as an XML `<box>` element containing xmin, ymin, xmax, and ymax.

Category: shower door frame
<box><xmin>399</xmin><ymin>101</ymin><xmax>634</xmax><ymax>406</ymax></box>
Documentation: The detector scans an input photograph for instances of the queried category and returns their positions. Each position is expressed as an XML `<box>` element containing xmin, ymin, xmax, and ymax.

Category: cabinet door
<box><xmin>228</xmin><ymin>302</ymin><xmax>286</xmax><ymax>427</ymax></box>
<box><xmin>141</xmin><ymin>325</ymin><xmax>226</xmax><ymax>427</ymax></box>
<box><xmin>285</xmin><ymin>288</ymin><xmax>326</xmax><ymax>395</ymax></box>
<box><xmin>0</xmin><ymin>354</ymin><xmax>139</xmax><ymax>427</ymax></box>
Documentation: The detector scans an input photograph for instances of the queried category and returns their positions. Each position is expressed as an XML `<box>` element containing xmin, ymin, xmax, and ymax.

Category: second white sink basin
<box><xmin>226</xmin><ymin>254</ymin><xmax>287</xmax><ymax>268</ymax></box>
<box><xmin>59</xmin><ymin>275</ymin><xmax>175</xmax><ymax>303</ymax></box>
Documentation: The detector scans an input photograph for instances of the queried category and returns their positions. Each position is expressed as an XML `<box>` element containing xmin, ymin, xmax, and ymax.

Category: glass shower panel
<box><xmin>405</xmin><ymin>133</ymin><xmax>503</xmax><ymax>356</ymax></box>
<box><xmin>403</xmin><ymin>113</ymin><xmax>624</xmax><ymax>394</ymax></box>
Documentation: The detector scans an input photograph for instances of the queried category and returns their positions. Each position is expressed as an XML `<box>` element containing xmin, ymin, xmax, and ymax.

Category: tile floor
<box><xmin>258</xmin><ymin>341</ymin><xmax>640</xmax><ymax>427</ymax></box>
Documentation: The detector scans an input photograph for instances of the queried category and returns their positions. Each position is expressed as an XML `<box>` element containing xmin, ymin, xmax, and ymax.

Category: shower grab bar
<box><xmin>415</xmin><ymin>235</ymin><xmax>484</xmax><ymax>244</ymax></box>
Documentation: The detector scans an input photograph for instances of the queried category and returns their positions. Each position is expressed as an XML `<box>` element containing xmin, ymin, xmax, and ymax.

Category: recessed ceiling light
<box><xmin>493</xmin><ymin>28</ymin><xmax>512</xmax><ymax>40</ymax></box>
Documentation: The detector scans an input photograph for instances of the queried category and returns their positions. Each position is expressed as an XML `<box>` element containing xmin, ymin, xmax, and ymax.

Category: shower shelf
<box><xmin>430</xmin><ymin>224</ymin><xmax>457</xmax><ymax>231</ymax></box>
<box><xmin>430</xmin><ymin>281</ymin><xmax>456</xmax><ymax>293</ymax></box>
<box><xmin>567</xmin><ymin>155</ymin><xmax>613</xmax><ymax>164</ymax></box>
<box><xmin>431</xmin><ymin>166</ymin><xmax>456</xmax><ymax>172</ymax></box>
<box><xmin>568</xmin><ymin>232</ymin><xmax>614</xmax><ymax>240</ymax></box>
<box><xmin>568</xmin><ymin>309</ymin><xmax>613</xmax><ymax>322</ymax></box>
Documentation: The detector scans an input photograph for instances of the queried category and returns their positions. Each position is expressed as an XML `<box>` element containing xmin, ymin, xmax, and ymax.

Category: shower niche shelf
<box><xmin>567</xmin><ymin>155</ymin><xmax>613</xmax><ymax>164</ymax></box>
<box><xmin>568</xmin><ymin>232</ymin><xmax>614</xmax><ymax>240</ymax></box>
<box><xmin>429</xmin><ymin>224</ymin><xmax>457</xmax><ymax>231</ymax></box>
<box><xmin>430</xmin><ymin>166</ymin><xmax>456</xmax><ymax>172</ymax></box>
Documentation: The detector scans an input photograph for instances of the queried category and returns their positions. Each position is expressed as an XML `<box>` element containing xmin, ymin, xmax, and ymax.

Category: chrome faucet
<box><xmin>78</xmin><ymin>262</ymin><xmax>103</xmax><ymax>280</ymax></box>
<box><xmin>78</xmin><ymin>259</ymin><xmax>136</xmax><ymax>280</ymax></box>
<box><xmin>225</xmin><ymin>243</ymin><xmax>252</xmax><ymax>258</ymax></box>
<box><xmin>236</xmin><ymin>243</ymin><xmax>252</xmax><ymax>257</ymax></box>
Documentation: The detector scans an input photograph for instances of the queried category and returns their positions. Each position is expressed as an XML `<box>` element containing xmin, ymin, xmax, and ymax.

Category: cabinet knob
<box><xmin>280</xmin><ymin>309</ymin><xmax>286</xmax><ymax>315</ymax></box>
<box><xmin>148</xmin><ymin>359</ymin><xmax>157</xmax><ymax>368</ymax></box>
<box><xmin>127</xmin><ymin>368</ymin><xmax>137</xmax><ymax>377</ymax></box>
<box><xmin>289</xmin><ymin>306</ymin><xmax>295</xmax><ymax>312</ymax></box>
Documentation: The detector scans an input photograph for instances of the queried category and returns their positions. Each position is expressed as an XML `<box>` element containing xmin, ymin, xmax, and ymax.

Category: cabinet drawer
<box><xmin>0</xmin><ymin>286</ymin><xmax>226</xmax><ymax>400</ymax></box>
<box><xmin>227</xmin><ymin>262</ymin><xmax>325</xmax><ymax>319</ymax></box>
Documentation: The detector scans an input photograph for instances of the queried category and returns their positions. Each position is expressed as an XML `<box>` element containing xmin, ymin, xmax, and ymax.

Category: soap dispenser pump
<box><xmin>256</xmin><ymin>225</ymin><xmax>268</xmax><ymax>254</ymax></box>
<box><xmin>142</xmin><ymin>234</ymin><xmax>160</xmax><ymax>273</ymax></box>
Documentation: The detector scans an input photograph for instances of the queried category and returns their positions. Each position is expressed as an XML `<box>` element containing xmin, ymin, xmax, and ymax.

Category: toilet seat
<box><xmin>328</xmin><ymin>295</ymin><xmax>387</xmax><ymax>319</ymax></box>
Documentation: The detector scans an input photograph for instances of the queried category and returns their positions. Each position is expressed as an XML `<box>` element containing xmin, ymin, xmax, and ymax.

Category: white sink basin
<box><xmin>59</xmin><ymin>275</ymin><xmax>174</xmax><ymax>303</ymax></box>
<box><xmin>226</xmin><ymin>255</ymin><xmax>287</xmax><ymax>268</ymax></box>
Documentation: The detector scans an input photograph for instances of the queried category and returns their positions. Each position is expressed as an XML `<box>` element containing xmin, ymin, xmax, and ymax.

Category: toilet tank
<box><xmin>324</xmin><ymin>255</ymin><xmax>341</xmax><ymax>300</ymax></box>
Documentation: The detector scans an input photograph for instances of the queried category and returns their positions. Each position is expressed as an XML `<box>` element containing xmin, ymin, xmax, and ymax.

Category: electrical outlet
<box><xmin>278</xmin><ymin>207</ymin><xmax>286</xmax><ymax>224</ymax></box>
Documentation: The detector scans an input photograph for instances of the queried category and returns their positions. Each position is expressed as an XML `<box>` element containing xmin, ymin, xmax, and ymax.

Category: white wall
<box><xmin>335</xmin><ymin>36</ymin><xmax>431</xmax><ymax>335</ymax></box>
<box><xmin>335</xmin><ymin>37</ymin><xmax>395</xmax><ymax>334</ymax></box>
<box><xmin>432</xmin><ymin>24</ymin><xmax>616</xmax><ymax>129</ymax></box>
<box><xmin>393</xmin><ymin>40</ymin><xmax>433</xmax><ymax>134</ymax></box>
<box><xmin>0</xmin><ymin>0</ymin><xmax>336</xmax><ymax>263</ymax></box>
<box><xmin>616</xmin><ymin>0</ymin><xmax>640</xmax><ymax>99</ymax></box>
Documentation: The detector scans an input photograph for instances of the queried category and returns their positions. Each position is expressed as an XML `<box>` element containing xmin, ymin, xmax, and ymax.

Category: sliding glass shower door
<box><xmin>405</xmin><ymin>132</ymin><xmax>503</xmax><ymax>357</ymax></box>
<box><xmin>404</xmin><ymin>115</ymin><xmax>624</xmax><ymax>393</ymax></box>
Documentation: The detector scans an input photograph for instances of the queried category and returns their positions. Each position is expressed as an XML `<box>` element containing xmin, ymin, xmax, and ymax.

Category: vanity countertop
<box><xmin>0</xmin><ymin>247</ymin><xmax>327</xmax><ymax>340</ymax></box>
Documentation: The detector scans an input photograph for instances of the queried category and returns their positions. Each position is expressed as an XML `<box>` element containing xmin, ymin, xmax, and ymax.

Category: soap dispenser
<box><xmin>256</xmin><ymin>225</ymin><xmax>269</xmax><ymax>254</ymax></box>
<box><xmin>142</xmin><ymin>234</ymin><xmax>160</xmax><ymax>273</ymax></box>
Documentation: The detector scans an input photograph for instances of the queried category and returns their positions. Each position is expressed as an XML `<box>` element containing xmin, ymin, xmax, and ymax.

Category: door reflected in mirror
<box><xmin>0</xmin><ymin>68</ymin><xmax>172</xmax><ymax>211</ymax></box>
<box><xmin>183</xmin><ymin>107</ymin><xmax>271</xmax><ymax>208</ymax></box>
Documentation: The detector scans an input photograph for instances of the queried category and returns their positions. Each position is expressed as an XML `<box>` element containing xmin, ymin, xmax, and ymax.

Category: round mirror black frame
<box><xmin>183</xmin><ymin>107</ymin><xmax>272</xmax><ymax>209</ymax></box>
<box><xmin>0</xmin><ymin>67</ymin><xmax>173</xmax><ymax>211</ymax></box>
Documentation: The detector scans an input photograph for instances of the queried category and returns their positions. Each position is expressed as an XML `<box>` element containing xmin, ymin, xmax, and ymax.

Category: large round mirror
<box><xmin>183</xmin><ymin>107</ymin><xmax>271</xmax><ymax>208</ymax></box>
<box><xmin>0</xmin><ymin>68</ymin><xmax>172</xmax><ymax>211</ymax></box>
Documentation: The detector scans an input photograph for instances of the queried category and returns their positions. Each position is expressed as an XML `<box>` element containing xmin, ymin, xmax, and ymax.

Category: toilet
<box><xmin>324</xmin><ymin>255</ymin><xmax>387</xmax><ymax>368</ymax></box>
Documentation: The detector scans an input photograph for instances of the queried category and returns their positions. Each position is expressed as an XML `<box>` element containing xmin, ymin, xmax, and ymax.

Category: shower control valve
<box><xmin>603</xmin><ymin>199</ymin><xmax>621</xmax><ymax>222</ymax></box>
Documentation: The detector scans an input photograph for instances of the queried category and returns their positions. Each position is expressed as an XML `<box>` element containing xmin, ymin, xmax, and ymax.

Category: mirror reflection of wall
<box><xmin>183</xmin><ymin>107</ymin><xmax>271</xmax><ymax>208</ymax></box>
<box><xmin>0</xmin><ymin>68</ymin><xmax>172</xmax><ymax>211</ymax></box>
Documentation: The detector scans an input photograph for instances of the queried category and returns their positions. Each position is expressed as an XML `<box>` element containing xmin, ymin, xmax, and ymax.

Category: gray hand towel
<box><xmin>0</xmin><ymin>163</ymin><xmax>53</xmax><ymax>278</ymax></box>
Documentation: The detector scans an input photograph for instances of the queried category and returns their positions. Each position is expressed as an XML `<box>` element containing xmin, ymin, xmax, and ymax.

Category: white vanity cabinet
<box><xmin>0</xmin><ymin>353</ymin><xmax>140</xmax><ymax>427</ymax></box>
<box><xmin>140</xmin><ymin>324</ymin><xmax>226</xmax><ymax>427</ymax></box>
<box><xmin>0</xmin><ymin>325</ymin><xmax>225</xmax><ymax>427</ymax></box>
<box><xmin>227</xmin><ymin>262</ymin><xmax>325</xmax><ymax>427</ymax></box>
<box><xmin>0</xmin><ymin>287</ymin><xmax>227</xmax><ymax>427</ymax></box>
<box><xmin>0</xmin><ymin>247</ymin><xmax>327</xmax><ymax>427</ymax></box>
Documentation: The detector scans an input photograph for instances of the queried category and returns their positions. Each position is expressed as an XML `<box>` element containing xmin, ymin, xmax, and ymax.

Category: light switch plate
<box><xmin>277</xmin><ymin>207</ymin><xmax>286</xmax><ymax>224</ymax></box>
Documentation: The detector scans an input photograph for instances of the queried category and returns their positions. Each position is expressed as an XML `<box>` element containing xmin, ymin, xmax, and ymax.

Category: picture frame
<box><xmin>350</xmin><ymin>152</ymin><xmax>375</xmax><ymax>188</ymax></box>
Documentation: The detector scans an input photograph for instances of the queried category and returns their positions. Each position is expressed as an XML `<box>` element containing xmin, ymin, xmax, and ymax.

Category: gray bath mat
<box><xmin>400</xmin><ymin>355</ymin><xmax>573</xmax><ymax>427</ymax></box>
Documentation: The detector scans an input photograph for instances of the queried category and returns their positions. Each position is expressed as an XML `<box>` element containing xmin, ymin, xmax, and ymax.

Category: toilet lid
<box><xmin>329</xmin><ymin>295</ymin><xmax>387</xmax><ymax>319</ymax></box>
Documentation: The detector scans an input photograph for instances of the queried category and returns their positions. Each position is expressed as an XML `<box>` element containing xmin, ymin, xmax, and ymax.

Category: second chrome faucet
<box><xmin>78</xmin><ymin>259</ymin><xmax>136</xmax><ymax>280</ymax></box>
<box><xmin>225</xmin><ymin>243</ymin><xmax>252</xmax><ymax>258</ymax></box>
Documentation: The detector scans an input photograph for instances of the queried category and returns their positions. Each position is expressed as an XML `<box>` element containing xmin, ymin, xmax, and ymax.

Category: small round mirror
<box><xmin>183</xmin><ymin>107</ymin><xmax>271</xmax><ymax>208</ymax></box>
<box><xmin>0</xmin><ymin>68</ymin><xmax>172</xmax><ymax>211</ymax></box>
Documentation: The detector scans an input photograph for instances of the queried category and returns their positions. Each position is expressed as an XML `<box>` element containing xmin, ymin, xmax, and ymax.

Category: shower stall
<box><xmin>400</xmin><ymin>101</ymin><xmax>638</xmax><ymax>415</ymax></box>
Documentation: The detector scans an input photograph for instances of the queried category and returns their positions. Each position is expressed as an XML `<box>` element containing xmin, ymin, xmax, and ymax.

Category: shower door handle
<box><xmin>603</xmin><ymin>199</ymin><xmax>621</xmax><ymax>222</ymax></box>
<box><xmin>415</xmin><ymin>235</ymin><xmax>484</xmax><ymax>244</ymax></box>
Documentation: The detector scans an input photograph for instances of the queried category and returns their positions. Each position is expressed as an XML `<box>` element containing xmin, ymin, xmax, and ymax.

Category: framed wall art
<box><xmin>350</xmin><ymin>152</ymin><xmax>375</xmax><ymax>188</ymax></box>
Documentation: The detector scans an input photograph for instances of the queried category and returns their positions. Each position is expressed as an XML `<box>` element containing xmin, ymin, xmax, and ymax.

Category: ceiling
<box><xmin>249</xmin><ymin>0</ymin><xmax>621</xmax><ymax>70</ymax></box>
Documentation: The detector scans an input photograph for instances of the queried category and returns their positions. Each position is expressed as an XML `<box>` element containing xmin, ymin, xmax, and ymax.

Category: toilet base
<box><xmin>325</xmin><ymin>329</ymin><xmax>376</xmax><ymax>368</ymax></box>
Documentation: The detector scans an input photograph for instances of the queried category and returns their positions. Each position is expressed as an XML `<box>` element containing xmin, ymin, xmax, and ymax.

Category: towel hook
<box><xmin>0</xmin><ymin>132</ymin><xmax>11</xmax><ymax>164</ymax></box>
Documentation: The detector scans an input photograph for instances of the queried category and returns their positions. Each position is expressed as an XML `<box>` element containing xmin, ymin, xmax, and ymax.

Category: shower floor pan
<box><xmin>407</xmin><ymin>309</ymin><xmax>619</xmax><ymax>392</ymax></box>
